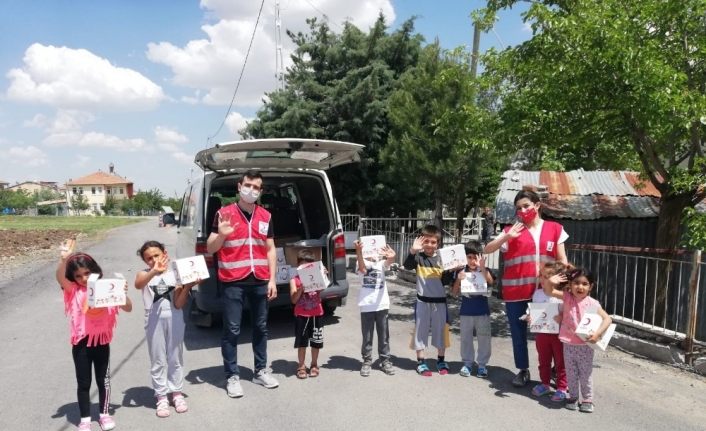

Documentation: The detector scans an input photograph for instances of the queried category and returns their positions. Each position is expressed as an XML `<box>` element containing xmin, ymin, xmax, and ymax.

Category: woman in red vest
<box><xmin>484</xmin><ymin>188</ymin><xmax>568</xmax><ymax>387</ymax></box>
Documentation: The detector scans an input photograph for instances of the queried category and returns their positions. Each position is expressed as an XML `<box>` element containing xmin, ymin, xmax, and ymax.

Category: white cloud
<box><xmin>6</xmin><ymin>43</ymin><xmax>166</xmax><ymax>110</ymax></box>
<box><xmin>225</xmin><ymin>111</ymin><xmax>250</xmax><ymax>138</ymax></box>
<box><xmin>522</xmin><ymin>22</ymin><xmax>532</xmax><ymax>33</ymax></box>
<box><xmin>147</xmin><ymin>0</ymin><xmax>395</xmax><ymax>107</ymax></box>
<box><xmin>23</xmin><ymin>114</ymin><xmax>48</xmax><ymax>128</ymax></box>
<box><xmin>48</xmin><ymin>110</ymin><xmax>95</xmax><ymax>133</ymax></box>
<box><xmin>4</xmin><ymin>145</ymin><xmax>49</xmax><ymax>167</ymax></box>
<box><xmin>43</xmin><ymin>131</ymin><xmax>146</xmax><ymax>152</ymax></box>
<box><xmin>73</xmin><ymin>154</ymin><xmax>91</xmax><ymax>168</ymax></box>
<box><xmin>154</xmin><ymin>126</ymin><xmax>192</xmax><ymax>164</ymax></box>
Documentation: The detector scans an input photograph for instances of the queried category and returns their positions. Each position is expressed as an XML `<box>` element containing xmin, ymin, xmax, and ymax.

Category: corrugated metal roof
<box><xmin>495</xmin><ymin>169</ymin><xmax>662</xmax><ymax>223</ymax></box>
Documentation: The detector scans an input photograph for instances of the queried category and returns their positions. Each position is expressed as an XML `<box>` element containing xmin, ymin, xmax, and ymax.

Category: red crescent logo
<box><xmin>190</xmin><ymin>260</ymin><xmax>195</xmax><ymax>267</ymax></box>
<box><xmin>451</xmin><ymin>249</ymin><xmax>455</xmax><ymax>256</ymax></box>
<box><xmin>584</xmin><ymin>317</ymin><xmax>591</xmax><ymax>325</ymax></box>
<box><xmin>541</xmin><ymin>312</ymin><xmax>547</xmax><ymax>318</ymax></box>
<box><xmin>109</xmin><ymin>283</ymin><xmax>115</xmax><ymax>291</ymax></box>
<box><xmin>89</xmin><ymin>287</ymin><xmax>94</xmax><ymax>296</ymax></box>
<box><xmin>309</xmin><ymin>274</ymin><xmax>315</xmax><ymax>281</ymax></box>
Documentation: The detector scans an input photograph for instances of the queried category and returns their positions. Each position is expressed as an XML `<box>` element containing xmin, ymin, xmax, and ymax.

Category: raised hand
<box><xmin>548</xmin><ymin>273</ymin><xmax>567</xmax><ymax>286</ymax></box>
<box><xmin>410</xmin><ymin>236</ymin><xmax>424</xmax><ymax>254</ymax></box>
<box><xmin>218</xmin><ymin>212</ymin><xmax>237</xmax><ymax>236</ymax></box>
<box><xmin>353</xmin><ymin>240</ymin><xmax>362</xmax><ymax>252</ymax></box>
<box><xmin>381</xmin><ymin>244</ymin><xmax>396</xmax><ymax>259</ymax></box>
<box><xmin>507</xmin><ymin>222</ymin><xmax>525</xmax><ymax>239</ymax></box>
<box><xmin>478</xmin><ymin>255</ymin><xmax>486</xmax><ymax>270</ymax></box>
<box><xmin>59</xmin><ymin>238</ymin><xmax>75</xmax><ymax>260</ymax></box>
<box><xmin>153</xmin><ymin>254</ymin><xmax>169</xmax><ymax>273</ymax></box>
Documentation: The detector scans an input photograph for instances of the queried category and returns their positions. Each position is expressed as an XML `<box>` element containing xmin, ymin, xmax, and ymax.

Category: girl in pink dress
<box><xmin>56</xmin><ymin>239</ymin><xmax>132</xmax><ymax>431</ymax></box>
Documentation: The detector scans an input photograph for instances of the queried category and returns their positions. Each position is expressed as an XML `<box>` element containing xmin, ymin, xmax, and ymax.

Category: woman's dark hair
<box><xmin>513</xmin><ymin>187</ymin><xmax>541</xmax><ymax>205</ymax></box>
<box><xmin>568</xmin><ymin>267</ymin><xmax>595</xmax><ymax>286</ymax></box>
<box><xmin>296</xmin><ymin>249</ymin><xmax>317</xmax><ymax>265</ymax></box>
<box><xmin>137</xmin><ymin>240</ymin><xmax>165</xmax><ymax>259</ymax></box>
<box><xmin>65</xmin><ymin>253</ymin><xmax>102</xmax><ymax>281</ymax></box>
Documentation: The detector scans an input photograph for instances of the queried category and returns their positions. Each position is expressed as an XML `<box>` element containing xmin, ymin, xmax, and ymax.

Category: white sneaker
<box><xmin>253</xmin><ymin>369</ymin><xmax>279</xmax><ymax>389</ymax></box>
<box><xmin>226</xmin><ymin>375</ymin><xmax>244</xmax><ymax>398</ymax></box>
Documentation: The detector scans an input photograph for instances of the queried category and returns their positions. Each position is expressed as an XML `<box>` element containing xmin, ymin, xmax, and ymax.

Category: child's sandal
<box><xmin>172</xmin><ymin>393</ymin><xmax>188</xmax><ymax>414</ymax></box>
<box><xmin>416</xmin><ymin>362</ymin><xmax>432</xmax><ymax>377</ymax></box>
<box><xmin>309</xmin><ymin>365</ymin><xmax>320</xmax><ymax>378</ymax></box>
<box><xmin>296</xmin><ymin>367</ymin><xmax>308</xmax><ymax>379</ymax></box>
<box><xmin>156</xmin><ymin>396</ymin><xmax>170</xmax><ymax>418</ymax></box>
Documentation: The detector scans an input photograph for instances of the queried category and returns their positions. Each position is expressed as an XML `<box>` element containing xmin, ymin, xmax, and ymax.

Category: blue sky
<box><xmin>0</xmin><ymin>0</ymin><xmax>530</xmax><ymax>197</ymax></box>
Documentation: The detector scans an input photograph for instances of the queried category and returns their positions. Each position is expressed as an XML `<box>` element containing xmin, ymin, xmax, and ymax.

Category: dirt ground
<box><xmin>0</xmin><ymin>229</ymin><xmax>82</xmax><ymax>284</ymax></box>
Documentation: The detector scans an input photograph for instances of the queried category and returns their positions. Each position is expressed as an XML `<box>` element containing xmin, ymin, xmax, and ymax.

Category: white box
<box><xmin>528</xmin><ymin>302</ymin><xmax>560</xmax><ymax>334</ymax></box>
<box><xmin>172</xmin><ymin>255</ymin><xmax>210</xmax><ymax>285</ymax></box>
<box><xmin>360</xmin><ymin>235</ymin><xmax>386</xmax><ymax>259</ymax></box>
<box><xmin>297</xmin><ymin>261</ymin><xmax>330</xmax><ymax>292</ymax></box>
<box><xmin>460</xmin><ymin>271</ymin><xmax>488</xmax><ymax>295</ymax></box>
<box><xmin>438</xmin><ymin>244</ymin><xmax>466</xmax><ymax>270</ymax></box>
<box><xmin>575</xmin><ymin>308</ymin><xmax>617</xmax><ymax>351</ymax></box>
<box><xmin>275</xmin><ymin>265</ymin><xmax>296</xmax><ymax>284</ymax></box>
<box><xmin>87</xmin><ymin>273</ymin><xmax>126</xmax><ymax>308</ymax></box>
<box><xmin>275</xmin><ymin>248</ymin><xmax>286</xmax><ymax>266</ymax></box>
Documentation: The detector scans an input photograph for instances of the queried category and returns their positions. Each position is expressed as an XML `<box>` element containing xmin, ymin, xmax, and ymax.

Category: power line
<box><xmin>207</xmin><ymin>0</ymin><xmax>266</xmax><ymax>144</ymax></box>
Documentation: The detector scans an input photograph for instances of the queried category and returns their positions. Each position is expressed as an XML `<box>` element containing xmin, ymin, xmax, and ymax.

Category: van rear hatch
<box><xmin>194</xmin><ymin>138</ymin><xmax>364</xmax><ymax>172</ymax></box>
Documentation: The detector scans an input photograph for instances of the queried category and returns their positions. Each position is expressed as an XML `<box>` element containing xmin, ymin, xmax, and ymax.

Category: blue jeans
<box><xmin>221</xmin><ymin>282</ymin><xmax>269</xmax><ymax>377</ymax></box>
<box><xmin>505</xmin><ymin>300</ymin><xmax>530</xmax><ymax>370</ymax></box>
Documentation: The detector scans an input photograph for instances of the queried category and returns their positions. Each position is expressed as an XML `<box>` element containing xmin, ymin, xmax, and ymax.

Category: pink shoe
<box><xmin>98</xmin><ymin>415</ymin><xmax>115</xmax><ymax>431</ymax></box>
<box><xmin>156</xmin><ymin>395</ymin><xmax>170</xmax><ymax>418</ymax></box>
<box><xmin>77</xmin><ymin>421</ymin><xmax>92</xmax><ymax>431</ymax></box>
<box><xmin>172</xmin><ymin>392</ymin><xmax>188</xmax><ymax>414</ymax></box>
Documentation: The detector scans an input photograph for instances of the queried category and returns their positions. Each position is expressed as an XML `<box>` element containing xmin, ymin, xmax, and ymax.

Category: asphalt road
<box><xmin>1</xmin><ymin>220</ymin><xmax>705</xmax><ymax>431</ymax></box>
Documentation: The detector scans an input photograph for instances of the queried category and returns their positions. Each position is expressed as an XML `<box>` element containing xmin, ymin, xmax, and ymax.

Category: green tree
<box><xmin>244</xmin><ymin>15</ymin><xmax>426</xmax><ymax>216</ymax></box>
<box><xmin>0</xmin><ymin>189</ymin><xmax>34</xmax><ymax>213</ymax></box>
<box><xmin>480</xmin><ymin>0</ymin><xmax>706</xmax><ymax>250</ymax></box>
<box><xmin>132</xmin><ymin>189</ymin><xmax>164</xmax><ymax>214</ymax></box>
<box><xmin>383</xmin><ymin>43</ymin><xmax>504</xmax><ymax>232</ymax></box>
<box><xmin>70</xmin><ymin>193</ymin><xmax>89</xmax><ymax>215</ymax></box>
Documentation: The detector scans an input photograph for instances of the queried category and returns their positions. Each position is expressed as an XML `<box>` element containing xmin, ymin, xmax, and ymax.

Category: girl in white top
<box><xmin>134</xmin><ymin>240</ymin><xmax>199</xmax><ymax>418</ymax></box>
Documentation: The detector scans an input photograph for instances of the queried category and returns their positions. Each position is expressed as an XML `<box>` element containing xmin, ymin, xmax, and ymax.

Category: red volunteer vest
<box><xmin>501</xmin><ymin>220</ymin><xmax>563</xmax><ymax>302</ymax></box>
<box><xmin>216</xmin><ymin>203</ymin><xmax>272</xmax><ymax>282</ymax></box>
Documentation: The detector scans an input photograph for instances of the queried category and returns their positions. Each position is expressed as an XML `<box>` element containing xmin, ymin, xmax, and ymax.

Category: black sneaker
<box><xmin>511</xmin><ymin>369</ymin><xmax>530</xmax><ymax>387</ymax></box>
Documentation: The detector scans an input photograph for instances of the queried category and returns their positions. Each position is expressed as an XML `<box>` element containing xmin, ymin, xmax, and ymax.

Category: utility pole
<box><xmin>454</xmin><ymin>22</ymin><xmax>482</xmax><ymax>243</ymax></box>
<box><xmin>274</xmin><ymin>0</ymin><xmax>285</xmax><ymax>90</ymax></box>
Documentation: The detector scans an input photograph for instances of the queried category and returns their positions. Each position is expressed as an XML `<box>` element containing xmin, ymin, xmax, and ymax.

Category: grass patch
<box><xmin>0</xmin><ymin>215</ymin><xmax>147</xmax><ymax>235</ymax></box>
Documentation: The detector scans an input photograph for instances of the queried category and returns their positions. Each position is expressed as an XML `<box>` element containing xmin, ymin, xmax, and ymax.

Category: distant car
<box><xmin>176</xmin><ymin>138</ymin><xmax>364</xmax><ymax>326</ymax></box>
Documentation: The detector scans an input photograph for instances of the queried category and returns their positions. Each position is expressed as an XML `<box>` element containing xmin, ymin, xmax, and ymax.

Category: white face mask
<box><xmin>239</xmin><ymin>185</ymin><xmax>260</xmax><ymax>204</ymax></box>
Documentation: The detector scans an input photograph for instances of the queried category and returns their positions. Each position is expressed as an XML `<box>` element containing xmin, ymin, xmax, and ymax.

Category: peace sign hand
<box><xmin>59</xmin><ymin>238</ymin><xmax>75</xmax><ymax>260</ymax></box>
<box><xmin>218</xmin><ymin>212</ymin><xmax>237</xmax><ymax>236</ymax></box>
<box><xmin>153</xmin><ymin>254</ymin><xmax>169</xmax><ymax>273</ymax></box>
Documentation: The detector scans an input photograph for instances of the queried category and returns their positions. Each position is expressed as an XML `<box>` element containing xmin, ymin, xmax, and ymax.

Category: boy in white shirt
<box><xmin>354</xmin><ymin>239</ymin><xmax>396</xmax><ymax>376</ymax></box>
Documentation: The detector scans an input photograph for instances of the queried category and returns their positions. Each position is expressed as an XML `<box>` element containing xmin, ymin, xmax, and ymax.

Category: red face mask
<box><xmin>516</xmin><ymin>207</ymin><xmax>537</xmax><ymax>224</ymax></box>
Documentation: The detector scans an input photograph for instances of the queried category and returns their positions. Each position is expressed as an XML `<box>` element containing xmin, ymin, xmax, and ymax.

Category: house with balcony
<box><xmin>65</xmin><ymin>164</ymin><xmax>133</xmax><ymax>215</ymax></box>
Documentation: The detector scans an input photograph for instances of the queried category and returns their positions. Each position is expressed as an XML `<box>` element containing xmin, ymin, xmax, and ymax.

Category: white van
<box><xmin>176</xmin><ymin>138</ymin><xmax>364</xmax><ymax>325</ymax></box>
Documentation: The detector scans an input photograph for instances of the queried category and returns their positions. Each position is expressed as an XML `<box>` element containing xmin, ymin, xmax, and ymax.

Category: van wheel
<box><xmin>323</xmin><ymin>302</ymin><xmax>337</xmax><ymax>316</ymax></box>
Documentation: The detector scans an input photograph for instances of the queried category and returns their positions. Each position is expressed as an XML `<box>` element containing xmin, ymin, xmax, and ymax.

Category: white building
<box><xmin>65</xmin><ymin>164</ymin><xmax>134</xmax><ymax>215</ymax></box>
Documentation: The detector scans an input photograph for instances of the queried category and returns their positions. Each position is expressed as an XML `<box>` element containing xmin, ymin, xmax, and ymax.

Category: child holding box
<box><xmin>56</xmin><ymin>239</ymin><xmax>132</xmax><ymax>431</ymax></box>
<box><xmin>451</xmin><ymin>240</ymin><xmax>494</xmax><ymax>378</ymax></box>
<box><xmin>355</xmin><ymin>239</ymin><xmax>396</xmax><ymax>376</ymax></box>
<box><xmin>289</xmin><ymin>250</ymin><xmax>325</xmax><ymax>379</ymax></box>
<box><xmin>530</xmin><ymin>262</ymin><xmax>570</xmax><ymax>401</ymax></box>
<box><xmin>135</xmin><ymin>241</ymin><xmax>200</xmax><ymax>418</ymax></box>
<box><xmin>543</xmin><ymin>267</ymin><xmax>612</xmax><ymax>413</ymax></box>
<box><xmin>403</xmin><ymin>225</ymin><xmax>463</xmax><ymax>376</ymax></box>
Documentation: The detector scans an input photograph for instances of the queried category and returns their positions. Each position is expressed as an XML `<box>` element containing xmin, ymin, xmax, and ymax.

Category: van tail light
<box><xmin>333</xmin><ymin>233</ymin><xmax>346</xmax><ymax>260</ymax></box>
<box><xmin>195</xmin><ymin>241</ymin><xmax>215</xmax><ymax>267</ymax></box>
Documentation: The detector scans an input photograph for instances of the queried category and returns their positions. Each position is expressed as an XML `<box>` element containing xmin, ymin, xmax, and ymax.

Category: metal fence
<box><xmin>566</xmin><ymin>246</ymin><xmax>705</xmax><ymax>347</ymax></box>
<box><xmin>341</xmin><ymin>214</ymin><xmax>500</xmax><ymax>268</ymax></box>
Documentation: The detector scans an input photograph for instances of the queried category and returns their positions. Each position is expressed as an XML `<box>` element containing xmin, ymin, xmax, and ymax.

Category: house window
<box><xmin>92</xmin><ymin>187</ymin><xmax>96</xmax><ymax>194</ymax></box>
<box><xmin>78</xmin><ymin>187</ymin><xmax>83</xmax><ymax>195</ymax></box>
<box><xmin>119</xmin><ymin>187</ymin><xmax>124</xmax><ymax>194</ymax></box>
<box><xmin>107</xmin><ymin>188</ymin><xmax>111</xmax><ymax>195</ymax></box>
<box><xmin>98</xmin><ymin>187</ymin><xmax>102</xmax><ymax>193</ymax></box>
<box><xmin>72</xmin><ymin>187</ymin><xmax>77</xmax><ymax>194</ymax></box>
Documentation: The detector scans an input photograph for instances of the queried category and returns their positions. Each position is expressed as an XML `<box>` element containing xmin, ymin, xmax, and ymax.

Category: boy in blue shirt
<box><xmin>451</xmin><ymin>240</ymin><xmax>495</xmax><ymax>377</ymax></box>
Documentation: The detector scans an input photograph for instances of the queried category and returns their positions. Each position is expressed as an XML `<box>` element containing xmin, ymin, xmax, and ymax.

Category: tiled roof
<box><xmin>66</xmin><ymin>171</ymin><xmax>132</xmax><ymax>186</ymax></box>
<box><xmin>495</xmin><ymin>169</ymin><xmax>662</xmax><ymax>223</ymax></box>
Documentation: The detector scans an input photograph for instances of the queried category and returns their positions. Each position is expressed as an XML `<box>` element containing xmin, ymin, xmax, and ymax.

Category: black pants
<box><xmin>72</xmin><ymin>337</ymin><xmax>111</xmax><ymax>418</ymax></box>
